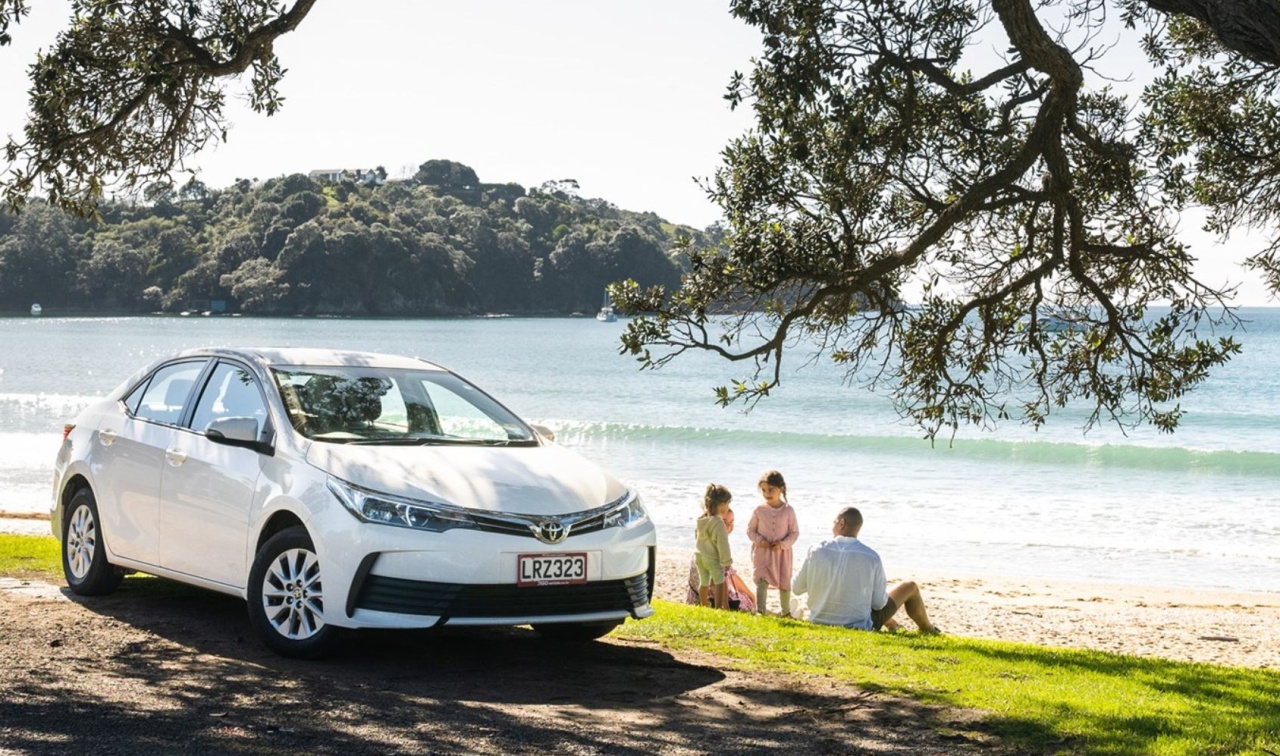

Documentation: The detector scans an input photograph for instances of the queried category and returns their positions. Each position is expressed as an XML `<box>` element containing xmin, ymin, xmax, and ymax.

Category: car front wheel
<box><xmin>61</xmin><ymin>488</ymin><xmax>123</xmax><ymax>596</ymax></box>
<box><xmin>247</xmin><ymin>526</ymin><xmax>338</xmax><ymax>659</ymax></box>
<box><xmin>532</xmin><ymin>619</ymin><xmax>623</xmax><ymax>642</ymax></box>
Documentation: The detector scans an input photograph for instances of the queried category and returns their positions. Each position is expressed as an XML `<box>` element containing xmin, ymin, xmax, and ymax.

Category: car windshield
<box><xmin>272</xmin><ymin>366</ymin><xmax>536</xmax><ymax>445</ymax></box>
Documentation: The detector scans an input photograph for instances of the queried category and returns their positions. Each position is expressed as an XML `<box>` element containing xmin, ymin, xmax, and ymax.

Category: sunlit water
<box><xmin>3</xmin><ymin>311</ymin><xmax>1279</xmax><ymax>593</ymax></box>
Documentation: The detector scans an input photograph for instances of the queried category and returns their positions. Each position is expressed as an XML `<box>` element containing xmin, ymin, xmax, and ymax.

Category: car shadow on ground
<box><xmin>69</xmin><ymin>575</ymin><xmax>727</xmax><ymax>700</ymax></box>
<box><xmin>0</xmin><ymin>575</ymin><xmax>1030</xmax><ymax>754</ymax></box>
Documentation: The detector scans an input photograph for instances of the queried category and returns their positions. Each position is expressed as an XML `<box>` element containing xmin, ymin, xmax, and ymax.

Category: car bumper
<box><xmin>314</xmin><ymin>516</ymin><xmax>657</xmax><ymax>630</ymax></box>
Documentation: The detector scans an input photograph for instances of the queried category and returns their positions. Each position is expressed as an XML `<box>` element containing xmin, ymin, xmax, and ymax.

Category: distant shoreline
<box><xmin>0</xmin><ymin>511</ymin><xmax>47</xmax><ymax>521</ymax></box>
<box><xmin>3</xmin><ymin>310</ymin><xmax>609</xmax><ymax>320</ymax></box>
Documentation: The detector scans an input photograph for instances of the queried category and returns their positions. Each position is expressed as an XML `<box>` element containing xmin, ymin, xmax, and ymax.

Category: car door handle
<box><xmin>98</xmin><ymin>430</ymin><xmax>117</xmax><ymax>446</ymax></box>
<box><xmin>165</xmin><ymin>449</ymin><xmax>188</xmax><ymax>466</ymax></box>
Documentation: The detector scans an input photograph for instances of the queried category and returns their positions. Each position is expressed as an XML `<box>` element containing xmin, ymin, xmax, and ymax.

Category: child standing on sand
<box><xmin>695</xmin><ymin>484</ymin><xmax>734</xmax><ymax>610</ymax></box>
<box><xmin>748</xmin><ymin>470</ymin><xmax>799</xmax><ymax>616</ymax></box>
<box><xmin>685</xmin><ymin>500</ymin><xmax>758</xmax><ymax>611</ymax></box>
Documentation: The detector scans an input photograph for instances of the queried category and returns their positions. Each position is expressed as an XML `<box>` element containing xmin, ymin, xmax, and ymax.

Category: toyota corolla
<box><xmin>51</xmin><ymin>347</ymin><xmax>656</xmax><ymax>657</ymax></box>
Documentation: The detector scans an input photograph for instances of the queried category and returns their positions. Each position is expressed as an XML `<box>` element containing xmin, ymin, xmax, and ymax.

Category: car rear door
<box><xmin>91</xmin><ymin>360</ymin><xmax>208</xmax><ymax>567</ymax></box>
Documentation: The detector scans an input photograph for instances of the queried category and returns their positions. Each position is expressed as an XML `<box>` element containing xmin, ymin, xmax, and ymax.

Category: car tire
<box><xmin>532</xmin><ymin>619</ymin><xmax>623</xmax><ymax>642</ymax></box>
<box><xmin>246</xmin><ymin>526</ymin><xmax>338</xmax><ymax>659</ymax></box>
<box><xmin>61</xmin><ymin>488</ymin><xmax>123</xmax><ymax>596</ymax></box>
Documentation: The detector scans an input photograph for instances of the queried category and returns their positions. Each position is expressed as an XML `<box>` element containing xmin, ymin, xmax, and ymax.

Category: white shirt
<box><xmin>791</xmin><ymin>536</ymin><xmax>887</xmax><ymax>630</ymax></box>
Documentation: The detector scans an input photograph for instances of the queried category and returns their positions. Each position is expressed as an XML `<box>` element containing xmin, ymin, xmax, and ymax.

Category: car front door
<box><xmin>158</xmin><ymin>360</ymin><xmax>270</xmax><ymax>588</ymax></box>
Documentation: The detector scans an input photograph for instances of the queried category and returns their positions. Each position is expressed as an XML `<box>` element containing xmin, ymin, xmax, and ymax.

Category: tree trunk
<box><xmin>1144</xmin><ymin>0</ymin><xmax>1280</xmax><ymax>65</ymax></box>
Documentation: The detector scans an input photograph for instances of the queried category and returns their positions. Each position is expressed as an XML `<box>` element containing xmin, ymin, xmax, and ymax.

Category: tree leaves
<box><xmin>2</xmin><ymin>0</ymin><xmax>317</xmax><ymax>217</ymax></box>
<box><xmin>614</xmin><ymin>0</ymin><xmax>1244</xmax><ymax>439</ymax></box>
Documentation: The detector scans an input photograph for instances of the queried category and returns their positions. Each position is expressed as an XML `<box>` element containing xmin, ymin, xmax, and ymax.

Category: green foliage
<box><xmin>618</xmin><ymin>601</ymin><xmax>1280</xmax><ymax>755</ymax></box>
<box><xmin>0</xmin><ymin>1</ymin><xmax>30</xmax><ymax>47</ymax></box>
<box><xmin>0</xmin><ymin>165</ymin><xmax>704</xmax><ymax>316</ymax></box>
<box><xmin>615</xmin><ymin>0</ymin><xmax>1250</xmax><ymax>438</ymax></box>
<box><xmin>414</xmin><ymin>159</ymin><xmax>480</xmax><ymax>194</ymax></box>
<box><xmin>1128</xmin><ymin>1</ymin><xmax>1280</xmax><ymax>295</ymax></box>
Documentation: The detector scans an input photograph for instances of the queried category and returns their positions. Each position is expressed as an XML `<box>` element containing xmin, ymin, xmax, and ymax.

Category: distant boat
<box><xmin>1041</xmin><ymin>314</ymin><xmax>1073</xmax><ymax>332</ymax></box>
<box><xmin>29</xmin><ymin>303</ymin><xmax>41</xmax><ymax>317</ymax></box>
<box><xmin>1020</xmin><ymin>309</ymin><xmax>1075</xmax><ymax>332</ymax></box>
<box><xmin>596</xmin><ymin>291</ymin><xmax>617</xmax><ymax>323</ymax></box>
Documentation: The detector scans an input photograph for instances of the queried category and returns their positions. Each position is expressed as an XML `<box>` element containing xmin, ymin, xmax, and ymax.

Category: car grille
<box><xmin>468</xmin><ymin>509</ymin><xmax>608</xmax><ymax>539</ymax></box>
<box><xmin>352</xmin><ymin>573</ymin><xmax>650</xmax><ymax>620</ymax></box>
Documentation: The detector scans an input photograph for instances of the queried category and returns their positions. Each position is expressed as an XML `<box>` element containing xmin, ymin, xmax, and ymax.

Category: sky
<box><xmin>0</xmin><ymin>1</ymin><xmax>1274</xmax><ymax>305</ymax></box>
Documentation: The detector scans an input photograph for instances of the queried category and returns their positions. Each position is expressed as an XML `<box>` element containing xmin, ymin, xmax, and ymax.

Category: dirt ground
<box><xmin>0</xmin><ymin>576</ymin><xmax>1024</xmax><ymax>756</ymax></box>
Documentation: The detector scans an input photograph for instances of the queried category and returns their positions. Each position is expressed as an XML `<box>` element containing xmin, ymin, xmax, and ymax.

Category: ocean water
<box><xmin>2</xmin><ymin>312</ymin><xmax>1278</xmax><ymax>593</ymax></box>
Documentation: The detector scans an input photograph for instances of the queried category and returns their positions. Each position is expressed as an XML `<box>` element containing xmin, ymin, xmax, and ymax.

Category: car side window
<box><xmin>131</xmin><ymin>361</ymin><xmax>207</xmax><ymax>425</ymax></box>
<box><xmin>190</xmin><ymin>362</ymin><xmax>268</xmax><ymax>436</ymax></box>
<box><xmin>123</xmin><ymin>380</ymin><xmax>150</xmax><ymax>415</ymax></box>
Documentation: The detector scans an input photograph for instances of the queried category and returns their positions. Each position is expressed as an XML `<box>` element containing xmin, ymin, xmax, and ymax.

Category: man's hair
<box><xmin>837</xmin><ymin>507</ymin><xmax>863</xmax><ymax>534</ymax></box>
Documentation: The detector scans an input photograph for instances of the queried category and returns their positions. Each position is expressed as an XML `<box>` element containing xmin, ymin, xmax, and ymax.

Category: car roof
<box><xmin>175</xmin><ymin>347</ymin><xmax>447</xmax><ymax>372</ymax></box>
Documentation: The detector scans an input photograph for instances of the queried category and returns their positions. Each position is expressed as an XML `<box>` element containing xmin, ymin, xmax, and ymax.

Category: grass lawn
<box><xmin>4</xmin><ymin>532</ymin><xmax>1277</xmax><ymax>754</ymax></box>
<box><xmin>616</xmin><ymin>603</ymin><xmax>1280</xmax><ymax>755</ymax></box>
<box><xmin>0</xmin><ymin>531</ymin><xmax>60</xmax><ymax>580</ymax></box>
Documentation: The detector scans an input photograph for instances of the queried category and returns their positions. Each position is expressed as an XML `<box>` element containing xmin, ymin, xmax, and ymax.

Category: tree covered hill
<box><xmin>0</xmin><ymin>159</ymin><xmax>715</xmax><ymax>316</ymax></box>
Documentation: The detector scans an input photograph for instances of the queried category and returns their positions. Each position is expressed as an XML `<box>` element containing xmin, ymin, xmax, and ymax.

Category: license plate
<box><xmin>517</xmin><ymin>553</ymin><xmax>588</xmax><ymax>587</ymax></box>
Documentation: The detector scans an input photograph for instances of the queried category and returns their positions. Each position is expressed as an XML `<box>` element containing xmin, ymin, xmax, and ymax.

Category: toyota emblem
<box><xmin>534</xmin><ymin>520</ymin><xmax>569</xmax><ymax>544</ymax></box>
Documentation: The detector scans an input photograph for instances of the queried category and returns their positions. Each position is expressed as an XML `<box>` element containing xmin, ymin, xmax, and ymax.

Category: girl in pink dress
<box><xmin>747</xmin><ymin>469</ymin><xmax>800</xmax><ymax>616</ymax></box>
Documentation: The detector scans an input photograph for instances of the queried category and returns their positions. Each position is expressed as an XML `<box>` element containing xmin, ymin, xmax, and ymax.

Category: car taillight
<box><xmin>62</xmin><ymin>423</ymin><xmax>75</xmax><ymax>441</ymax></box>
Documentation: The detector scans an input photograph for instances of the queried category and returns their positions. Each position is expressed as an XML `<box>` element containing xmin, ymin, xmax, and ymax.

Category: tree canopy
<box><xmin>0</xmin><ymin>162</ymin><xmax>698</xmax><ymax>316</ymax></box>
<box><xmin>614</xmin><ymin>0</ymin><xmax>1280</xmax><ymax>438</ymax></box>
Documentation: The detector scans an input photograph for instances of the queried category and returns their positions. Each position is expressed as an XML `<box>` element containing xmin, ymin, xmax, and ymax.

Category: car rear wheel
<box><xmin>62</xmin><ymin>488</ymin><xmax>123</xmax><ymax>596</ymax></box>
<box><xmin>247</xmin><ymin>526</ymin><xmax>338</xmax><ymax>659</ymax></box>
<box><xmin>532</xmin><ymin>619</ymin><xmax>623</xmax><ymax>642</ymax></box>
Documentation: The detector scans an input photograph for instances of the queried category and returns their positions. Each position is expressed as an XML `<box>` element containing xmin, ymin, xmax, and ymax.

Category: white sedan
<box><xmin>51</xmin><ymin>347</ymin><xmax>656</xmax><ymax>657</ymax></box>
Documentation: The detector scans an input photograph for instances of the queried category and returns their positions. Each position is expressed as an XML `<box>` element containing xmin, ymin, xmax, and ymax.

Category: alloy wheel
<box><xmin>66</xmin><ymin>504</ymin><xmax>97</xmax><ymax>581</ymax></box>
<box><xmin>260</xmin><ymin>547</ymin><xmax>325</xmax><ymax>640</ymax></box>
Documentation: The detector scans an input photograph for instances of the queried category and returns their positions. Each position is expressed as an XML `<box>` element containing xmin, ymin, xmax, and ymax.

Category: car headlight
<box><xmin>602</xmin><ymin>490</ymin><xmax>648</xmax><ymax>529</ymax></box>
<box><xmin>328</xmin><ymin>477</ymin><xmax>476</xmax><ymax>533</ymax></box>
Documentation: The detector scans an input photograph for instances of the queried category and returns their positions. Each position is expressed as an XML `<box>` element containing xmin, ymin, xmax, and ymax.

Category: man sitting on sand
<box><xmin>791</xmin><ymin>507</ymin><xmax>939</xmax><ymax>633</ymax></box>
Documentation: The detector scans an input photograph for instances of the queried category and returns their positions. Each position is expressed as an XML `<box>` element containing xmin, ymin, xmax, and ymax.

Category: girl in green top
<box><xmin>695</xmin><ymin>483</ymin><xmax>734</xmax><ymax>610</ymax></box>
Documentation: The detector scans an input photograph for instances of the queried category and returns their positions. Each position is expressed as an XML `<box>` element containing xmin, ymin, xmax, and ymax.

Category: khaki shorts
<box><xmin>871</xmin><ymin>597</ymin><xmax>899</xmax><ymax>630</ymax></box>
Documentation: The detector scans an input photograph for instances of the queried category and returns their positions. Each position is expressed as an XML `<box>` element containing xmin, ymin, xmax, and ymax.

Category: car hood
<box><xmin>306</xmin><ymin>442</ymin><xmax>627</xmax><ymax>515</ymax></box>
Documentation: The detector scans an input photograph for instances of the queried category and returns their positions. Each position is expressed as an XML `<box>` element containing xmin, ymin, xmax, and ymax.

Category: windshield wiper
<box><xmin>344</xmin><ymin>436</ymin><xmax>538</xmax><ymax>447</ymax></box>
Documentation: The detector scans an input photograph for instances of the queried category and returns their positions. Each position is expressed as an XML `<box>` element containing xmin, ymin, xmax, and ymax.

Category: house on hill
<box><xmin>307</xmin><ymin>168</ymin><xmax>385</xmax><ymax>186</ymax></box>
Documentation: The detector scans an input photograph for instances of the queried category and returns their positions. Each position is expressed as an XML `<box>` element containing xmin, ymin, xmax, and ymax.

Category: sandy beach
<box><xmin>7</xmin><ymin>513</ymin><xmax>1277</xmax><ymax>669</ymax></box>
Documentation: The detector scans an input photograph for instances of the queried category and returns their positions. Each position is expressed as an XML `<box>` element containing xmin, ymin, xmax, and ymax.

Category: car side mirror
<box><xmin>530</xmin><ymin>423</ymin><xmax>555</xmax><ymax>442</ymax></box>
<box><xmin>206</xmin><ymin>416</ymin><xmax>273</xmax><ymax>455</ymax></box>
